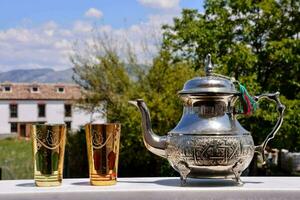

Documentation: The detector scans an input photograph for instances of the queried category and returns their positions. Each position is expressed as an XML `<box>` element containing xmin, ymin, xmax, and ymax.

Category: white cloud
<box><xmin>85</xmin><ymin>8</ymin><xmax>103</xmax><ymax>19</ymax></box>
<box><xmin>0</xmin><ymin>21</ymin><xmax>75</xmax><ymax>71</ymax></box>
<box><xmin>0</xmin><ymin>12</ymin><xmax>176</xmax><ymax>72</ymax></box>
<box><xmin>42</xmin><ymin>21</ymin><xmax>58</xmax><ymax>29</ymax></box>
<box><xmin>138</xmin><ymin>0</ymin><xmax>180</xmax><ymax>9</ymax></box>
<box><xmin>73</xmin><ymin>20</ymin><xmax>93</xmax><ymax>33</ymax></box>
<box><xmin>86</xmin><ymin>13</ymin><xmax>175</xmax><ymax>64</ymax></box>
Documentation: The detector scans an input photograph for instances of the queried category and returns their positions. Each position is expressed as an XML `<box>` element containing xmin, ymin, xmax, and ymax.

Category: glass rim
<box><xmin>31</xmin><ymin>123</ymin><xmax>66</xmax><ymax>127</ymax></box>
<box><xmin>85</xmin><ymin>123</ymin><xmax>121</xmax><ymax>126</ymax></box>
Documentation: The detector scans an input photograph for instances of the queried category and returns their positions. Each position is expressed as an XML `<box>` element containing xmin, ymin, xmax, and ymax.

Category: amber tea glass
<box><xmin>85</xmin><ymin>123</ymin><xmax>121</xmax><ymax>186</ymax></box>
<box><xmin>31</xmin><ymin>124</ymin><xmax>66</xmax><ymax>187</ymax></box>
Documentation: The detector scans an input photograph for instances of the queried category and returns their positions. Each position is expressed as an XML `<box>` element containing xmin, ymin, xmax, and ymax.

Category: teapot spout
<box><xmin>129</xmin><ymin>99</ymin><xmax>167</xmax><ymax>158</ymax></box>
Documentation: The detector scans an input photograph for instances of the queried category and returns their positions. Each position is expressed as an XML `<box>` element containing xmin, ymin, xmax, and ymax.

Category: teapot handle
<box><xmin>253</xmin><ymin>92</ymin><xmax>285</xmax><ymax>163</ymax></box>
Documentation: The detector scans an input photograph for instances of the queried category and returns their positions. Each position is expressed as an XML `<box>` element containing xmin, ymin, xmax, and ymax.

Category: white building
<box><xmin>0</xmin><ymin>82</ymin><xmax>105</xmax><ymax>137</ymax></box>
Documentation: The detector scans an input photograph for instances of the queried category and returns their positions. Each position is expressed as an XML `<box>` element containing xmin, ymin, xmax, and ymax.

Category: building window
<box><xmin>3</xmin><ymin>85</ymin><xmax>12</xmax><ymax>92</ymax></box>
<box><xmin>11</xmin><ymin>123</ymin><xmax>17</xmax><ymax>133</ymax></box>
<box><xmin>10</xmin><ymin>104</ymin><xmax>18</xmax><ymax>118</ymax></box>
<box><xmin>31</xmin><ymin>86</ymin><xmax>39</xmax><ymax>93</ymax></box>
<box><xmin>57</xmin><ymin>87</ymin><xmax>65</xmax><ymax>93</ymax></box>
<box><xmin>38</xmin><ymin>104</ymin><xmax>46</xmax><ymax>118</ymax></box>
<box><xmin>65</xmin><ymin>121</ymin><xmax>72</xmax><ymax>130</ymax></box>
<box><xmin>64</xmin><ymin>104</ymin><xmax>72</xmax><ymax>117</ymax></box>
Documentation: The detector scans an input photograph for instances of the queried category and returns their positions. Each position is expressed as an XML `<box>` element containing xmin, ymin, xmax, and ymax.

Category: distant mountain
<box><xmin>34</xmin><ymin>68</ymin><xmax>74</xmax><ymax>83</ymax></box>
<box><xmin>0</xmin><ymin>68</ymin><xmax>74</xmax><ymax>83</ymax></box>
<box><xmin>0</xmin><ymin>64</ymin><xmax>149</xmax><ymax>84</ymax></box>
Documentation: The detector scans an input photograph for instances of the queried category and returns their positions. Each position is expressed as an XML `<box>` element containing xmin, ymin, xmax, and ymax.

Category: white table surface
<box><xmin>0</xmin><ymin>177</ymin><xmax>299</xmax><ymax>200</ymax></box>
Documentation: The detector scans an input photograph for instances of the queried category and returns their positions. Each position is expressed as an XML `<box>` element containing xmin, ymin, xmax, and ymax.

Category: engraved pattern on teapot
<box><xmin>166</xmin><ymin>135</ymin><xmax>254</xmax><ymax>167</ymax></box>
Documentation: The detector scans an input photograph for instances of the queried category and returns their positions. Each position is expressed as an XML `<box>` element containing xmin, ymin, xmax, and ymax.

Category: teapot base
<box><xmin>179</xmin><ymin>175</ymin><xmax>244</xmax><ymax>187</ymax></box>
<box><xmin>166</xmin><ymin>134</ymin><xmax>254</xmax><ymax>186</ymax></box>
<box><xmin>180</xmin><ymin>164</ymin><xmax>245</xmax><ymax>186</ymax></box>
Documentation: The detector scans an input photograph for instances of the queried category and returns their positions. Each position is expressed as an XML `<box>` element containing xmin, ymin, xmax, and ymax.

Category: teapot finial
<box><xmin>205</xmin><ymin>54</ymin><xmax>213</xmax><ymax>76</ymax></box>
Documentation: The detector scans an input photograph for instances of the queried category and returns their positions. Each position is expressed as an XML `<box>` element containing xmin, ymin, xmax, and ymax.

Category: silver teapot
<box><xmin>130</xmin><ymin>54</ymin><xmax>285</xmax><ymax>185</ymax></box>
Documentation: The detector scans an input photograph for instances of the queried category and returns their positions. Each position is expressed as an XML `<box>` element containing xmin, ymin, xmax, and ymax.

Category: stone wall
<box><xmin>280</xmin><ymin>149</ymin><xmax>300</xmax><ymax>172</ymax></box>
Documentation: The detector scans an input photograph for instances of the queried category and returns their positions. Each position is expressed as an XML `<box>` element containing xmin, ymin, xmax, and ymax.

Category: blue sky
<box><xmin>0</xmin><ymin>0</ymin><xmax>204</xmax><ymax>71</ymax></box>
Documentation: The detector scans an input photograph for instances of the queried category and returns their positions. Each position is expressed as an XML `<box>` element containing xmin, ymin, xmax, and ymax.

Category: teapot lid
<box><xmin>178</xmin><ymin>54</ymin><xmax>238</xmax><ymax>95</ymax></box>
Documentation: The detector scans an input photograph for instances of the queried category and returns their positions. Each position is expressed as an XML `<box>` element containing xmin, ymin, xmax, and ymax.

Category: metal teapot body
<box><xmin>130</xmin><ymin>55</ymin><xmax>285</xmax><ymax>186</ymax></box>
<box><xmin>166</xmin><ymin>97</ymin><xmax>254</xmax><ymax>185</ymax></box>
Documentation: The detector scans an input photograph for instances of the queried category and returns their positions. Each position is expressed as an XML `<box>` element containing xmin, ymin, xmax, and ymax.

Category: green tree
<box><xmin>162</xmin><ymin>0</ymin><xmax>300</xmax><ymax>151</ymax></box>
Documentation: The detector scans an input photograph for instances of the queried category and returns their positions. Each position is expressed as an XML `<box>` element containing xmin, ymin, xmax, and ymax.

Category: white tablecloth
<box><xmin>0</xmin><ymin>177</ymin><xmax>299</xmax><ymax>200</ymax></box>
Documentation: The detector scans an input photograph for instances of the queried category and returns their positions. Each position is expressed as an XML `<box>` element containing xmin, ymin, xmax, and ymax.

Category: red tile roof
<box><xmin>0</xmin><ymin>83</ymin><xmax>82</xmax><ymax>100</ymax></box>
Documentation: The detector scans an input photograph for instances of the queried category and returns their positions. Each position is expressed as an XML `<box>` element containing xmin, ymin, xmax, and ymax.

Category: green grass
<box><xmin>0</xmin><ymin>138</ymin><xmax>33</xmax><ymax>180</ymax></box>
